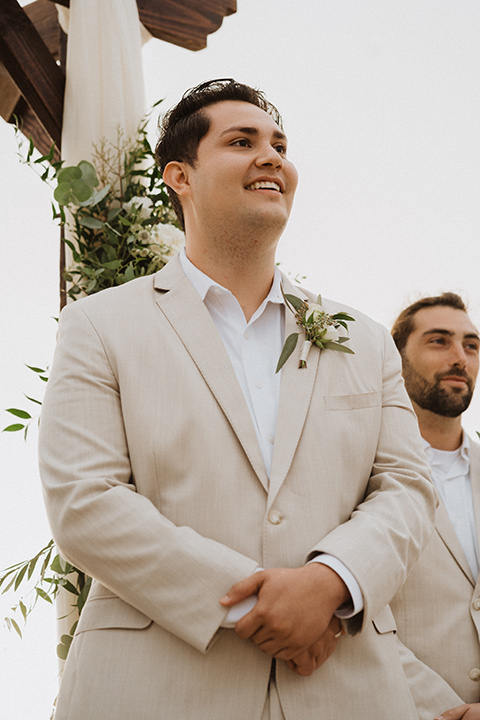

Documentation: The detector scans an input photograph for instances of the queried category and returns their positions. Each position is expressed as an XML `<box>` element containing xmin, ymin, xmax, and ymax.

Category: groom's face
<box><xmin>185</xmin><ymin>100</ymin><xmax>298</xmax><ymax>235</ymax></box>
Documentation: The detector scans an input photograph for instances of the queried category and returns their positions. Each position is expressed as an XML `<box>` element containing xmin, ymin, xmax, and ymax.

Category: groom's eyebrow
<box><xmin>421</xmin><ymin>329</ymin><xmax>454</xmax><ymax>337</ymax></box>
<box><xmin>219</xmin><ymin>126</ymin><xmax>287</xmax><ymax>141</ymax></box>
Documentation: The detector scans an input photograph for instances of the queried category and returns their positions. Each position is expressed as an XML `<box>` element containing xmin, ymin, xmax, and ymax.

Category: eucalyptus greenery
<box><xmin>2</xmin><ymin>106</ymin><xmax>182</xmax><ymax>659</ymax></box>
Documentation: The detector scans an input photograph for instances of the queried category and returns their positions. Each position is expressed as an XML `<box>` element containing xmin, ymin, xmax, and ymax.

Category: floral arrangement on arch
<box><xmin>20</xmin><ymin>105</ymin><xmax>184</xmax><ymax>301</ymax></box>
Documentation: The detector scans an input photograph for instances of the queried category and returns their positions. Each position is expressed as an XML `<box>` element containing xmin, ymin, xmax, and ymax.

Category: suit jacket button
<box><xmin>268</xmin><ymin>509</ymin><xmax>283</xmax><ymax>525</ymax></box>
<box><xmin>469</xmin><ymin>668</ymin><xmax>480</xmax><ymax>681</ymax></box>
<box><xmin>473</xmin><ymin>598</ymin><xmax>480</xmax><ymax>611</ymax></box>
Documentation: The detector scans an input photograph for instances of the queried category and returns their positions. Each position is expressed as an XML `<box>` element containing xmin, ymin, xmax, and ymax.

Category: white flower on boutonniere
<box><xmin>276</xmin><ymin>289</ymin><xmax>355</xmax><ymax>372</ymax></box>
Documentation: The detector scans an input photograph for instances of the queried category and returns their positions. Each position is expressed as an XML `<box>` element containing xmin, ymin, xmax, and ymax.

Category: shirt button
<box><xmin>244</xmin><ymin>330</ymin><xmax>250</xmax><ymax>340</ymax></box>
<box><xmin>269</xmin><ymin>436</ymin><xmax>275</xmax><ymax>444</ymax></box>
<box><xmin>255</xmin><ymin>380</ymin><xmax>264</xmax><ymax>389</ymax></box>
<box><xmin>470</xmin><ymin>668</ymin><xmax>480</xmax><ymax>681</ymax></box>
<box><xmin>268</xmin><ymin>509</ymin><xmax>283</xmax><ymax>525</ymax></box>
<box><xmin>473</xmin><ymin>599</ymin><xmax>480</xmax><ymax>611</ymax></box>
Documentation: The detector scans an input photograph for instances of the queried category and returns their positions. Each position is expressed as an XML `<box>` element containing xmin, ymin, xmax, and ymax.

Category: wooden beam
<box><xmin>46</xmin><ymin>0</ymin><xmax>237</xmax><ymax>51</ymax></box>
<box><xmin>137</xmin><ymin>0</ymin><xmax>237</xmax><ymax>51</ymax></box>
<box><xmin>0</xmin><ymin>0</ymin><xmax>64</xmax><ymax>148</ymax></box>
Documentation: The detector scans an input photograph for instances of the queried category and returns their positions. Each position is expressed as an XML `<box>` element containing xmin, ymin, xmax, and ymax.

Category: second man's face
<box><xmin>402</xmin><ymin>305</ymin><xmax>480</xmax><ymax>417</ymax></box>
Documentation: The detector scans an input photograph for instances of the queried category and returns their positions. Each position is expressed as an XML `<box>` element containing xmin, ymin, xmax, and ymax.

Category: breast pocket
<box><xmin>324</xmin><ymin>391</ymin><xmax>382</xmax><ymax>411</ymax></box>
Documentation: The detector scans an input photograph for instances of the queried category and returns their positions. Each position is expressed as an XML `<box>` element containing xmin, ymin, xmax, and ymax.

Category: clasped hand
<box><xmin>220</xmin><ymin>564</ymin><xmax>348</xmax><ymax>676</ymax></box>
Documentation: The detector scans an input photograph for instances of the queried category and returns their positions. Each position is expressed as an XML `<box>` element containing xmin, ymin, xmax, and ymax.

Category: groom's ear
<box><xmin>163</xmin><ymin>161</ymin><xmax>191</xmax><ymax>197</ymax></box>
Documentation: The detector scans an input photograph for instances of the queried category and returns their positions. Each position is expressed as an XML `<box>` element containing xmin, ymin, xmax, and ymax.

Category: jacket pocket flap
<box><xmin>324</xmin><ymin>391</ymin><xmax>382</xmax><ymax>411</ymax></box>
<box><xmin>372</xmin><ymin>604</ymin><xmax>397</xmax><ymax>634</ymax></box>
<box><xmin>76</xmin><ymin>596</ymin><xmax>153</xmax><ymax>634</ymax></box>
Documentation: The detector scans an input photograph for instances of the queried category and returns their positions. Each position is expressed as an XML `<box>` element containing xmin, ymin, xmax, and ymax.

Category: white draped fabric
<box><xmin>57</xmin><ymin>0</ymin><xmax>148</xmax><ymax>166</ymax></box>
<box><xmin>54</xmin><ymin>0</ymin><xmax>149</xmax><ymax>673</ymax></box>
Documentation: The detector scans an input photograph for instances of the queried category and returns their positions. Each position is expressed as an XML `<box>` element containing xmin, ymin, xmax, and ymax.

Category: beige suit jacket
<box><xmin>391</xmin><ymin>439</ymin><xmax>480</xmax><ymax>718</ymax></box>
<box><xmin>39</xmin><ymin>256</ymin><xmax>435</xmax><ymax>720</ymax></box>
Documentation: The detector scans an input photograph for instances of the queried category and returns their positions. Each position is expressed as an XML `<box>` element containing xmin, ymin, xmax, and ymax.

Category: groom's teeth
<box><xmin>247</xmin><ymin>181</ymin><xmax>281</xmax><ymax>191</ymax></box>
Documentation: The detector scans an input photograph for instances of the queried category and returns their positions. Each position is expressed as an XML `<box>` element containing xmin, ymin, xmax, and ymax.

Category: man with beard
<box><xmin>390</xmin><ymin>293</ymin><xmax>480</xmax><ymax>720</ymax></box>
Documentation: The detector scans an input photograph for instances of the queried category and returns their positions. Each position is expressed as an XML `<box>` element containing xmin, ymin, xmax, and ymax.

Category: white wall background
<box><xmin>1</xmin><ymin>1</ymin><xmax>480</xmax><ymax>716</ymax></box>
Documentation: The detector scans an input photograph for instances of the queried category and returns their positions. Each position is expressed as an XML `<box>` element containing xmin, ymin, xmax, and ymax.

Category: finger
<box><xmin>435</xmin><ymin>705</ymin><xmax>471</xmax><ymax>720</ymax></box>
<box><xmin>220</xmin><ymin>572</ymin><xmax>264</xmax><ymax>607</ymax></box>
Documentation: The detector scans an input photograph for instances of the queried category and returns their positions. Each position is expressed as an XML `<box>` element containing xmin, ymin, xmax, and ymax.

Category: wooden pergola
<box><xmin>0</xmin><ymin>0</ymin><xmax>237</xmax><ymax>159</ymax></box>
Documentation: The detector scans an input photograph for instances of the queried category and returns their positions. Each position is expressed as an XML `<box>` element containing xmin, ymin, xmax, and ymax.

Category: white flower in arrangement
<box><xmin>305</xmin><ymin>303</ymin><xmax>324</xmax><ymax>323</ymax></box>
<box><xmin>148</xmin><ymin>223</ymin><xmax>185</xmax><ymax>262</ymax></box>
<box><xmin>137</xmin><ymin>229</ymin><xmax>151</xmax><ymax>243</ymax></box>
<box><xmin>321</xmin><ymin>325</ymin><xmax>340</xmax><ymax>342</ymax></box>
<box><xmin>123</xmin><ymin>196</ymin><xmax>154</xmax><ymax>219</ymax></box>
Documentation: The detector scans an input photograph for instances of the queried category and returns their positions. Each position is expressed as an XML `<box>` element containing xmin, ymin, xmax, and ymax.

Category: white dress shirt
<box><xmin>179</xmin><ymin>250</ymin><xmax>363</xmax><ymax>623</ymax></box>
<box><xmin>423</xmin><ymin>434</ymin><xmax>480</xmax><ymax>579</ymax></box>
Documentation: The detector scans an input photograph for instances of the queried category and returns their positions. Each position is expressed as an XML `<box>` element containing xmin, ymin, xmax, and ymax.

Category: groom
<box><xmin>39</xmin><ymin>79</ymin><xmax>435</xmax><ymax>719</ymax></box>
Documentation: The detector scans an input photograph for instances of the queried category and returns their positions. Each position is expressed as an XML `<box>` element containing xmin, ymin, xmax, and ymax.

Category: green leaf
<box><xmin>24</xmin><ymin>395</ymin><xmax>42</xmax><ymax>406</ymax></box>
<box><xmin>70</xmin><ymin>179</ymin><xmax>92</xmax><ymax>203</ymax></box>
<box><xmin>56</xmin><ymin>634</ymin><xmax>73</xmax><ymax>660</ymax></box>
<box><xmin>50</xmin><ymin>555</ymin><xmax>66</xmax><ymax>574</ymax></box>
<box><xmin>332</xmin><ymin>312</ymin><xmax>355</xmax><ymax>322</ymax></box>
<box><xmin>87</xmin><ymin>184</ymin><xmax>110</xmax><ymax>206</ymax></box>
<box><xmin>19</xmin><ymin>601</ymin><xmax>28</xmax><ymax>621</ymax></box>
<box><xmin>57</xmin><ymin>166</ymin><xmax>82</xmax><ymax>184</ymax></box>
<box><xmin>26</xmin><ymin>136</ymin><xmax>35</xmax><ymax>163</ymax></box>
<box><xmin>10</xmin><ymin>617</ymin><xmax>22</xmax><ymax>638</ymax></box>
<box><xmin>275</xmin><ymin>333</ymin><xmax>299</xmax><ymax>373</ymax></box>
<box><xmin>325</xmin><ymin>341</ymin><xmax>355</xmax><ymax>354</ymax></box>
<box><xmin>13</xmin><ymin>564</ymin><xmax>28</xmax><ymax>591</ymax></box>
<box><xmin>77</xmin><ymin>579</ymin><xmax>91</xmax><ymax>612</ymax></box>
<box><xmin>25</xmin><ymin>365</ymin><xmax>46</xmax><ymax>374</ymax></box>
<box><xmin>3</xmin><ymin>424</ymin><xmax>25</xmax><ymax>433</ymax></box>
<box><xmin>124</xmin><ymin>263</ymin><xmax>135</xmax><ymax>282</ymax></box>
<box><xmin>107</xmin><ymin>206</ymin><xmax>122</xmax><ymax>222</ymax></box>
<box><xmin>79</xmin><ymin>216</ymin><xmax>104</xmax><ymax>229</ymax></box>
<box><xmin>78</xmin><ymin>160</ymin><xmax>98</xmax><ymax>188</ymax></box>
<box><xmin>283</xmin><ymin>293</ymin><xmax>304</xmax><ymax>312</ymax></box>
<box><xmin>58</xmin><ymin>579</ymin><xmax>80</xmax><ymax>596</ymax></box>
<box><xmin>102</xmin><ymin>260</ymin><xmax>121</xmax><ymax>270</ymax></box>
<box><xmin>36</xmin><ymin>587</ymin><xmax>53</xmax><ymax>604</ymax></box>
<box><xmin>27</xmin><ymin>556</ymin><xmax>39</xmax><ymax>580</ymax></box>
<box><xmin>54</xmin><ymin>183</ymin><xmax>73</xmax><ymax>206</ymax></box>
<box><xmin>6</xmin><ymin>408</ymin><xmax>32</xmax><ymax>420</ymax></box>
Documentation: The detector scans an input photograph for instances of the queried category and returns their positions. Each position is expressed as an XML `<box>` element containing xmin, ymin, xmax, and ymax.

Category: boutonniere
<box><xmin>276</xmin><ymin>289</ymin><xmax>355</xmax><ymax>372</ymax></box>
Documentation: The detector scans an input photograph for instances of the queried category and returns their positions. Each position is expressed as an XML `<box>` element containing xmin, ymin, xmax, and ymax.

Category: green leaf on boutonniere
<box><xmin>283</xmin><ymin>293</ymin><xmax>305</xmax><ymax>312</ymax></box>
<box><xmin>276</xmin><ymin>332</ymin><xmax>300</xmax><ymax>373</ymax></box>
<box><xmin>325</xmin><ymin>341</ymin><xmax>355</xmax><ymax>354</ymax></box>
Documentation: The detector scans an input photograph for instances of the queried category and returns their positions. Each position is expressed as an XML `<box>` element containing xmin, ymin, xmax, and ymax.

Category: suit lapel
<box><xmin>153</xmin><ymin>257</ymin><xmax>269</xmax><ymax>491</ymax></box>
<box><xmin>268</xmin><ymin>277</ymin><xmax>320</xmax><ymax>507</ymax></box>
<box><xmin>469</xmin><ymin>438</ymin><xmax>480</xmax><ymax>563</ymax></box>
<box><xmin>435</xmin><ymin>499</ymin><xmax>476</xmax><ymax>586</ymax></box>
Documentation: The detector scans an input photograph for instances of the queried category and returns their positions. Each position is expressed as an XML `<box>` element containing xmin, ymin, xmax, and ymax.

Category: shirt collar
<box><xmin>179</xmin><ymin>248</ymin><xmax>284</xmax><ymax>308</ymax></box>
<box><xmin>422</xmin><ymin>431</ymin><xmax>470</xmax><ymax>464</ymax></box>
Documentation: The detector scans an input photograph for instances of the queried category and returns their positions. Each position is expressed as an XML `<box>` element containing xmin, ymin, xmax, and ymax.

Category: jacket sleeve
<box><xmin>39</xmin><ymin>301</ymin><xmax>258</xmax><ymax>653</ymax></box>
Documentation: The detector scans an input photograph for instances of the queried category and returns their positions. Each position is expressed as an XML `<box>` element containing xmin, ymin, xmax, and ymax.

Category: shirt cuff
<box><xmin>307</xmin><ymin>554</ymin><xmax>364</xmax><ymax>618</ymax></box>
<box><xmin>221</xmin><ymin>567</ymin><xmax>263</xmax><ymax>628</ymax></box>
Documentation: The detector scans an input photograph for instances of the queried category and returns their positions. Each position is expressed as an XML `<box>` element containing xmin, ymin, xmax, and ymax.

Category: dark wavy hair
<box><xmin>155</xmin><ymin>79</ymin><xmax>283</xmax><ymax>229</ymax></box>
<box><xmin>392</xmin><ymin>292</ymin><xmax>468</xmax><ymax>354</ymax></box>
